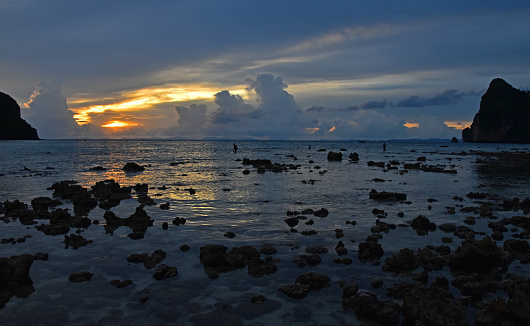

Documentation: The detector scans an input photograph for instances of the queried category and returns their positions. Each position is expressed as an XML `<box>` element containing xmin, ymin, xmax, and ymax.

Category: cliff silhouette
<box><xmin>462</xmin><ymin>78</ymin><xmax>530</xmax><ymax>143</ymax></box>
<box><xmin>0</xmin><ymin>91</ymin><xmax>39</xmax><ymax>140</ymax></box>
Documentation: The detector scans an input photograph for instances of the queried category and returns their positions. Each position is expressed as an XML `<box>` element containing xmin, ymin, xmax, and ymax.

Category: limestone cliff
<box><xmin>0</xmin><ymin>91</ymin><xmax>39</xmax><ymax>140</ymax></box>
<box><xmin>462</xmin><ymin>78</ymin><xmax>530</xmax><ymax>143</ymax></box>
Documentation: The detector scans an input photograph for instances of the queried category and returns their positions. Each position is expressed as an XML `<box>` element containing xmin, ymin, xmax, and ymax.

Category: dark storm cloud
<box><xmin>395</xmin><ymin>89</ymin><xmax>477</xmax><ymax>108</ymax></box>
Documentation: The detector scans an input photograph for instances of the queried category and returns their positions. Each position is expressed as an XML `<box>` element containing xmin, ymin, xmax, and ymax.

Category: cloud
<box><xmin>206</xmin><ymin>73</ymin><xmax>311</xmax><ymax>139</ymax></box>
<box><xmin>22</xmin><ymin>82</ymin><xmax>81</xmax><ymax>139</ymax></box>
<box><xmin>395</xmin><ymin>89</ymin><xmax>478</xmax><ymax>108</ymax></box>
<box><xmin>175</xmin><ymin>104</ymin><xmax>207</xmax><ymax>130</ymax></box>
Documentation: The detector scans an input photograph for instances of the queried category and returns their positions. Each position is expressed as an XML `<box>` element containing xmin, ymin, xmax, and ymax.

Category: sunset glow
<box><xmin>404</xmin><ymin>122</ymin><xmax>420</xmax><ymax>128</ymax></box>
<box><xmin>444</xmin><ymin>121</ymin><xmax>472</xmax><ymax>130</ymax></box>
<box><xmin>101</xmin><ymin>121</ymin><xmax>139</xmax><ymax>128</ymax></box>
<box><xmin>70</xmin><ymin>85</ymin><xmax>247</xmax><ymax>125</ymax></box>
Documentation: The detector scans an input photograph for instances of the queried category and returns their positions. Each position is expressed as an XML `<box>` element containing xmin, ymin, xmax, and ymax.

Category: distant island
<box><xmin>462</xmin><ymin>78</ymin><xmax>530</xmax><ymax>143</ymax></box>
<box><xmin>0</xmin><ymin>91</ymin><xmax>39</xmax><ymax>140</ymax></box>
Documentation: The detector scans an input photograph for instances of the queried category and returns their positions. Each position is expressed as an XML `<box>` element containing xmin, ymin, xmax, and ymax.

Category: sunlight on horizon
<box><xmin>404</xmin><ymin>122</ymin><xmax>419</xmax><ymax>128</ymax></box>
<box><xmin>444</xmin><ymin>121</ymin><xmax>472</xmax><ymax>130</ymax></box>
<box><xmin>70</xmin><ymin>84</ymin><xmax>248</xmax><ymax>125</ymax></box>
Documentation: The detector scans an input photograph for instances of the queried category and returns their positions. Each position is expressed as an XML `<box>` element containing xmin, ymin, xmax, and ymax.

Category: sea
<box><xmin>1</xmin><ymin>139</ymin><xmax>529</xmax><ymax>325</ymax></box>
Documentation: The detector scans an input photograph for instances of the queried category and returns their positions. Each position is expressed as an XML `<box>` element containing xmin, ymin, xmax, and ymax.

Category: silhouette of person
<box><xmin>308</xmin><ymin>145</ymin><xmax>311</xmax><ymax>149</ymax></box>
<box><xmin>233</xmin><ymin>143</ymin><xmax>238</xmax><ymax>153</ymax></box>
<box><xmin>383</xmin><ymin>142</ymin><xmax>386</xmax><ymax>151</ymax></box>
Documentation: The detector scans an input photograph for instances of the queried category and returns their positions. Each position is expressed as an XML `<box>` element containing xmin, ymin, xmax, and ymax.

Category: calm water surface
<box><xmin>1</xmin><ymin>140</ymin><xmax>529</xmax><ymax>325</ymax></box>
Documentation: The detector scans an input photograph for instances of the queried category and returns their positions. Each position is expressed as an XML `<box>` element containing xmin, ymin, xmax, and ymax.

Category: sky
<box><xmin>1</xmin><ymin>0</ymin><xmax>530</xmax><ymax>140</ymax></box>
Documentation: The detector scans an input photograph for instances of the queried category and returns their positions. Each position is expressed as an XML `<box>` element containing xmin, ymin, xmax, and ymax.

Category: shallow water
<box><xmin>1</xmin><ymin>140</ymin><xmax>529</xmax><ymax>325</ymax></box>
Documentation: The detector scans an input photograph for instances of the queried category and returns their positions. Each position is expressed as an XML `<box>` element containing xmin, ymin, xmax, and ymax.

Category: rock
<box><xmin>383</xmin><ymin>248</ymin><xmax>421</xmax><ymax>274</ymax></box>
<box><xmin>399</xmin><ymin>284</ymin><xmax>467</xmax><ymax>326</ymax></box>
<box><xmin>0</xmin><ymin>254</ymin><xmax>35</xmax><ymax>308</ymax></box>
<box><xmin>448</xmin><ymin>236</ymin><xmax>506</xmax><ymax>274</ymax></box>
<box><xmin>260</xmin><ymin>244</ymin><xmax>277</xmax><ymax>255</ymax></box>
<box><xmin>89</xmin><ymin>166</ymin><xmax>106</xmax><ymax>171</ymax></box>
<box><xmin>284</xmin><ymin>217</ymin><xmax>299</xmax><ymax>228</ymax></box>
<box><xmin>144</xmin><ymin>249</ymin><xmax>166</xmax><ymax>269</ymax></box>
<box><xmin>410</xmin><ymin>215</ymin><xmax>437</xmax><ymax>235</ymax></box>
<box><xmin>122</xmin><ymin>162</ymin><xmax>145</xmax><ymax>172</ymax></box>
<box><xmin>451</xmin><ymin>137</ymin><xmax>459</xmax><ymax>143</ymax></box>
<box><xmin>463</xmin><ymin>78</ymin><xmax>530</xmax><ymax>143</ymax></box>
<box><xmin>313</xmin><ymin>208</ymin><xmax>329</xmax><ymax>217</ymax></box>
<box><xmin>358</xmin><ymin>236</ymin><xmax>384</xmax><ymax>262</ymax></box>
<box><xmin>475</xmin><ymin>274</ymin><xmax>530</xmax><ymax>325</ymax></box>
<box><xmin>327</xmin><ymin>151</ymin><xmax>343</xmax><ymax>161</ymax></box>
<box><xmin>110</xmin><ymin>279</ymin><xmax>133</xmax><ymax>288</ymax></box>
<box><xmin>305</xmin><ymin>245</ymin><xmax>328</xmax><ymax>254</ymax></box>
<box><xmin>348</xmin><ymin>152</ymin><xmax>359</xmax><ymax>161</ymax></box>
<box><xmin>153</xmin><ymin>264</ymin><xmax>178</xmax><ymax>280</ymax></box>
<box><xmin>247</xmin><ymin>259</ymin><xmax>278</xmax><ymax>277</ymax></box>
<box><xmin>199</xmin><ymin>244</ymin><xmax>261</xmax><ymax>278</ymax></box>
<box><xmin>63</xmin><ymin>233</ymin><xmax>93</xmax><ymax>249</ymax></box>
<box><xmin>369</xmin><ymin>189</ymin><xmax>407</xmax><ymax>201</ymax></box>
<box><xmin>278</xmin><ymin>283</ymin><xmax>310</xmax><ymax>299</ymax></box>
<box><xmin>343</xmin><ymin>289</ymin><xmax>400</xmax><ymax>325</ymax></box>
<box><xmin>295</xmin><ymin>272</ymin><xmax>330</xmax><ymax>291</ymax></box>
<box><xmin>224</xmin><ymin>231</ymin><xmax>236</xmax><ymax>238</ymax></box>
<box><xmin>0</xmin><ymin>91</ymin><xmax>39</xmax><ymax>140</ymax></box>
<box><xmin>69</xmin><ymin>271</ymin><xmax>94</xmax><ymax>283</ymax></box>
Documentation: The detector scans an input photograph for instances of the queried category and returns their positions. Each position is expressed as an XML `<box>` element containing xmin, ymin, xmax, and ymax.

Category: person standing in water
<box><xmin>233</xmin><ymin>143</ymin><xmax>238</xmax><ymax>153</ymax></box>
<box><xmin>383</xmin><ymin>142</ymin><xmax>386</xmax><ymax>151</ymax></box>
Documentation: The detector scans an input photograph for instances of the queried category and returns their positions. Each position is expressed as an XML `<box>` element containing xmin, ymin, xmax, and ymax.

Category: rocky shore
<box><xmin>1</xmin><ymin>149</ymin><xmax>530</xmax><ymax>325</ymax></box>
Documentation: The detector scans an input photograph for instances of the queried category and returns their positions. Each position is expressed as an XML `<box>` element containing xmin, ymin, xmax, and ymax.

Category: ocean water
<box><xmin>1</xmin><ymin>139</ymin><xmax>529</xmax><ymax>325</ymax></box>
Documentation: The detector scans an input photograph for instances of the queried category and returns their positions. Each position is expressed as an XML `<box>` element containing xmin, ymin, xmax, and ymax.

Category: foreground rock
<box><xmin>278</xmin><ymin>272</ymin><xmax>330</xmax><ymax>299</ymax></box>
<box><xmin>199</xmin><ymin>244</ymin><xmax>277</xmax><ymax>279</ymax></box>
<box><xmin>0</xmin><ymin>254</ymin><xmax>35</xmax><ymax>308</ymax></box>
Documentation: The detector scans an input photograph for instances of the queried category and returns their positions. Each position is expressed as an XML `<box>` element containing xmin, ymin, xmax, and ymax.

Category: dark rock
<box><xmin>463</xmin><ymin>78</ymin><xmax>530</xmax><ymax>143</ymax></box>
<box><xmin>0</xmin><ymin>254</ymin><xmax>35</xmax><ymax>308</ymax></box>
<box><xmin>348</xmin><ymin>152</ymin><xmax>359</xmax><ymax>161</ymax></box>
<box><xmin>127</xmin><ymin>253</ymin><xmax>149</xmax><ymax>264</ymax></box>
<box><xmin>122</xmin><ymin>162</ymin><xmax>145</xmax><ymax>172</ymax></box>
<box><xmin>327</xmin><ymin>151</ymin><xmax>342</xmax><ymax>161</ymax></box>
<box><xmin>89</xmin><ymin>166</ymin><xmax>106</xmax><ymax>171</ymax></box>
<box><xmin>383</xmin><ymin>248</ymin><xmax>421</xmax><ymax>274</ymax></box>
<box><xmin>277</xmin><ymin>283</ymin><xmax>310</xmax><ymax>299</ymax></box>
<box><xmin>400</xmin><ymin>284</ymin><xmax>467</xmax><ymax>326</ymax></box>
<box><xmin>284</xmin><ymin>217</ymin><xmax>299</xmax><ymax>228</ymax></box>
<box><xmin>475</xmin><ymin>274</ymin><xmax>530</xmax><ymax>325</ymax></box>
<box><xmin>295</xmin><ymin>272</ymin><xmax>330</xmax><ymax>291</ymax></box>
<box><xmin>448</xmin><ymin>236</ymin><xmax>505</xmax><ymax>274</ymax></box>
<box><xmin>451</xmin><ymin>137</ymin><xmax>459</xmax><ymax>143</ymax></box>
<box><xmin>31</xmin><ymin>197</ymin><xmax>62</xmax><ymax>211</ymax></box>
<box><xmin>369</xmin><ymin>189</ymin><xmax>407</xmax><ymax>201</ymax></box>
<box><xmin>313</xmin><ymin>207</ymin><xmax>329</xmax><ymax>217</ymax></box>
<box><xmin>172</xmin><ymin>217</ymin><xmax>186</xmax><ymax>226</ymax></box>
<box><xmin>260</xmin><ymin>244</ymin><xmax>277</xmax><ymax>255</ymax></box>
<box><xmin>0</xmin><ymin>91</ymin><xmax>39</xmax><ymax>140</ymax></box>
<box><xmin>305</xmin><ymin>245</ymin><xmax>328</xmax><ymax>254</ymax></box>
<box><xmin>63</xmin><ymin>233</ymin><xmax>93</xmax><ymax>249</ymax></box>
<box><xmin>343</xmin><ymin>289</ymin><xmax>400</xmax><ymax>325</ymax></box>
<box><xmin>247</xmin><ymin>259</ymin><xmax>278</xmax><ymax>277</ymax></box>
<box><xmin>69</xmin><ymin>271</ymin><xmax>94</xmax><ymax>283</ymax></box>
<box><xmin>144</xmin><ymin>249</ymin><xmax>166</xmax><ymax>269</ymax></box>
<box><xmin>224</xmin><ymin>231</ymin><xmax>236</xmax><ymax>238</ymax></box>
<box><xmin>358</xmin><ymin>238</ymin><xmax>384</xmax><ymax>263</ymax></box>
<box><xmin>180</xmin><ymin>244</ymin><xmax>190</xmax><ymax>251</ymax></box>
<box><xmin>110</xmin><ymin>279</ymin><xmax>133</xmax><ymax>288</ymax></box>
<box><xmin>410</xmin><ymin>215</ymin><xmax>437</xmax><ymax>235</ymax></box>
<box><xmin>153</xmin><ymin>264</ymin><xmax>178</xmax><ymax>280</ymax></box>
